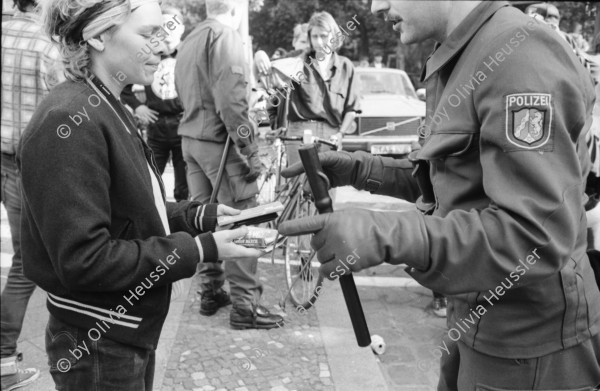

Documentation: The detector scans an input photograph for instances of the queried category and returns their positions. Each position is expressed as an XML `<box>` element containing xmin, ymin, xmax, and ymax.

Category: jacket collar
<box><xmin>306</xmin><ymin>51</ymin><xmax>341</xmax><ymax>72</ymax></box>
<box><xmin>421</xmin><ymin>1</ymin><xmax>510</xmax><ymax>82</ymax></box>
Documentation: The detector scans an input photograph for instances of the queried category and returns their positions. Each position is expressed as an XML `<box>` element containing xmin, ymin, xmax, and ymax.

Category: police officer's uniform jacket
<box><xmin>397</xmin><ymin>1</ymin><xmax>600</xmax><ymax>358</ymax></box>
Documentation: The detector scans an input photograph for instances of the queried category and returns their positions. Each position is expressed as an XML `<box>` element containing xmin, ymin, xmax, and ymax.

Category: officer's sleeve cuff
<box><xmin>389</xmin><ymin>210</ymin><xmax>430</xmax><ymax>272</ymax></box>
<box><xmin>363</xmin><ymin>155</ymin><xmax>383</xmax><ymax>193</ymax></box>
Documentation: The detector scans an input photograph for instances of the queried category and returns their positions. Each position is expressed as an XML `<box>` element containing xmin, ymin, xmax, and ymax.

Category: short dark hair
<box><xmin>14</xmin><ymin>0</ymin><xmax>37</xmax><ymax>12</ymax></box>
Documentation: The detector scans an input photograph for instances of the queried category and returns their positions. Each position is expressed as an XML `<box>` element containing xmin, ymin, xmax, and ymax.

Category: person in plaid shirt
<box><xmin>0</xmin><ymin>0</ymin><xmax>63</xmax><ymax>389</ymax></box>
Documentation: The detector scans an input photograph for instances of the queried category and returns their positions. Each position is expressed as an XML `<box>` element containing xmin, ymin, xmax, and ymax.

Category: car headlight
<box><xmin>344</xmin><ymin>120</ymin><xmax>358</xmax><ymax>135</ymax></box>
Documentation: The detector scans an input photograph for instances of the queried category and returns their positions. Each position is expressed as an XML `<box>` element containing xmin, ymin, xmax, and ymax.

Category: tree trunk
<box><xmin>357</xmin><ymin>15</ymin><xmax>369</xmax><ymax>58</ymax></box>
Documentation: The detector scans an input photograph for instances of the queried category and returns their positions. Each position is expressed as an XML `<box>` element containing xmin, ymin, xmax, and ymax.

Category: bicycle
<box><xmin>261</xmin><ymin>127</ymin><xmax>339</xmax><ymax>311</ymax></box>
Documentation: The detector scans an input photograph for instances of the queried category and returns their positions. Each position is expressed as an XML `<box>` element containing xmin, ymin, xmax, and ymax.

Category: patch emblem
<box><xmin>505</xmin><ymin>93</ymin><xmax>552</xmax><ymax>149</ymax></box>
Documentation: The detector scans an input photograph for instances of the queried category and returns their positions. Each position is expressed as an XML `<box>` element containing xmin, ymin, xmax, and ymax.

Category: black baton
<box><xmin>210</xmin><ymin>136</ymin><xmax>232</xmax><ymax>203</ymax></box>
<box><xmin>298</xmin><ymin>144</ymin><xmax>371</xmax><ymax>347</ymax></box>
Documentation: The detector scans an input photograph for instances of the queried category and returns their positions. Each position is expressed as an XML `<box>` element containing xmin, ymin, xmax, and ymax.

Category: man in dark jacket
<box><xmin>175</xmin><ymin>0</ymin><xmax>282</xmax><ymax>329</ymax></box>
<box><xmin>280</xmin><ymin>1</ymin><xmax>600</xmax><ymax>389</ymax></box>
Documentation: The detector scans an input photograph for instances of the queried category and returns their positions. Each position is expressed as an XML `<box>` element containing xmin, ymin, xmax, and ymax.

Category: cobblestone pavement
<box><xmin>357</xmin><ymin>265</ymin><xmax>446</xmax><ymax>389</ymax></box>
<box><xmin>163</xmin><ymin>259</ymin><xmax>336</xmax><ymax>391</ymax></box>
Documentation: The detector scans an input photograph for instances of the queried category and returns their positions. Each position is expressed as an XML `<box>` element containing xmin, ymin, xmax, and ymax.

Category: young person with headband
<box><xmin>17</xmin><ymin>0</ymin><xmax>261</xmax><ymax>389</ymax></box>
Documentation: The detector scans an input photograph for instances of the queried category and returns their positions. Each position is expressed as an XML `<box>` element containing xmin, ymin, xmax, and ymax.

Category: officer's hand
<box><xmin>280</xmin><ymin>150</ymin><xmax>376</xmax><ymax>190</ymax></box>
<box><xmin>278</xmin><ymin>209</ymin><xmax>386</xmax><ymax>279</ymax></box>
<box><xmin>217</xmin><ymin>205</ymin><xmax>240</xmax><ymax>217</ymax></box>
<box><xmin>135</xmin><ymin>105</ymin><xmax>159</xmax><ymax>124</ymax></box>
<box><xmin>213</xmin><ymin>227</ymin><xmax>264</xmax><ymax>260</ymax></box>
<box><xmin>244</xmin><ymin>152</ymin><xmax>264</xmax><ymax>183</ymax></box>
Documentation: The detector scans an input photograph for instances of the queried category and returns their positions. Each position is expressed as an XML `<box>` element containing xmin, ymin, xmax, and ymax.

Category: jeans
<box><xmin>0</xmin><ymin>153</ymin><xmax>37</xmax><ymax>359</ymax></box>
<box><xmin>147</xmin><ymin>136</ymin><xmax>188</xmax><ymax>202</ymax></box>
<box><xmin>46</xmin><ymin>315</ymin><xmax>155</xmax><ymax>391</ymax></box>
<box><xmin>182</xmin><ymin>137</ymin><xmax>263</xmax><ymax>308</ymax></box>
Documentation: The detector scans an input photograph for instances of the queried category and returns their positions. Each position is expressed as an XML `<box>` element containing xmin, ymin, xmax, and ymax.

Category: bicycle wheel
<box><xmin>284</xmin><ymin>191</ymin><xmax>324</xmax><ymax>310</ymax></box>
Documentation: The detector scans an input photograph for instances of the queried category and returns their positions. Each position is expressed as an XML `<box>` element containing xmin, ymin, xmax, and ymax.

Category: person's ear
<box><xmin>87</xmin><ymin>37</ymin><xmax>104</xmax><ymax>52</ymax></box>
<box><xmin>87</xmin><ymin>29</ymin><xmax>114</xmax><ymax>52</ymax></box>
<box><xmin>90</xmin><ymin>30</ymin><xmax>116</xmax><ymax>52</ymax></box>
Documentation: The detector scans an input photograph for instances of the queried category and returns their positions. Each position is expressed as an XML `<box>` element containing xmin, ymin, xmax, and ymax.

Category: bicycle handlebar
<box><xmin>265</xmin><ymin>128</ymin><xmax>339</xmax><ymax>150</ymax></box>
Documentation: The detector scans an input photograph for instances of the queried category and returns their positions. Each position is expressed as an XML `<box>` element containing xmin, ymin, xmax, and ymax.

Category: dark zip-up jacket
<box><xmin>18</xmin><ymin>79</ymin><xmax>218</xmax><ymax>350</ymax></box>
<box><xmin>174</xmin><ymin>19</ymin><xmax>256</xmax><ymax>153</ymax></box>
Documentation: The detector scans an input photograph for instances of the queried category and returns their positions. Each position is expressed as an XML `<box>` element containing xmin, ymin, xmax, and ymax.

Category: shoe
<box><xmin>1</xmin><ymin>354</ymin><xmax>40</xmax><ymax>391</ymax></box>
<box><xmin>199</xmin><ymin>289</ymin><xmax>231</xmax><ymax>316</ymax></box>
<box><xmin>432</xmin><ymin>296</ymin><xmax>447</xmax><ymax>318</ymax></box>
<box><xmin>230</xmin><ymin>305</ymin><xmax>284</xmax><ymax>330</ymax></box>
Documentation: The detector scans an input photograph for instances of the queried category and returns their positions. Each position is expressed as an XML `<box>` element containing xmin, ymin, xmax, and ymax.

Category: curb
<box><xmin>153</xmin><ymin>277</ymin><xmax>193</xmax><ymax>390</ymax></box>
<box><xmin>315</xmin><ymin>280</ymin><xmax>389</xmax><ymax>391</ymax></box>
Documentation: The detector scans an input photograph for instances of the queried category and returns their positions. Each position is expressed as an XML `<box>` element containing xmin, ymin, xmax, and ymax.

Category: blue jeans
<box><xmin>46</xmin><ymin>315</ymin><xmax>155</xmax><ymax>391</ymax></box>
<box><xmin>0</xmin><ymin>153</ymin><xmax>37</xmax><ymax>359</ymax></box>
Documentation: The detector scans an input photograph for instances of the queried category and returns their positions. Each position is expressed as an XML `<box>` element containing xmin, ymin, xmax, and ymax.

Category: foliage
<box><xmin>166</xmin><ymin>0</ymin><xmax>597</xmax><ymax>87</ymax></box>
<box><xmin>164</xmin><ymin>0</ymin><xmax>265</xmax><ymax>40</ymax></box>
<box><xmin>552</xmin><ymin>1</ymin><xmax>596</xmax><ymax>40</ymax></box>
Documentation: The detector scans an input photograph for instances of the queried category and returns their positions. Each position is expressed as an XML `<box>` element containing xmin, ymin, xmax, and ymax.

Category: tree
<box><xmin>247</xmin><ymin>0</ymin><xmax>434</xmax><ymax>87</ymax></box>
<box><xmin>552</xmin><ymin>1</ymin><xmax>596</xmax><ymax>41</ymax></box>
<box><xmin>167</xmin><ymin>0</ymin><xmax>596</xmax><ymax>89</ymax></box>
<box><xmin>165</xmin><ymin>0</ymin><xmax>265</xmax><ymax>40</ymax></box>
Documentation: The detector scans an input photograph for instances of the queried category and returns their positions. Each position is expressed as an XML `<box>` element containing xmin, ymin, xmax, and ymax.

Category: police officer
<box><xmin>279</xmin><ymin>1</ymin><xmax>600</xmax><ymax>389</ymax></box>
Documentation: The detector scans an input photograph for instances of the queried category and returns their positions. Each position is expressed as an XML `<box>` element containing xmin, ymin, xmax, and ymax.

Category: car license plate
<box><xmin>370</xmin><ymin>144</ymin><xmax>411</xmax><ymax>155</ymax></box>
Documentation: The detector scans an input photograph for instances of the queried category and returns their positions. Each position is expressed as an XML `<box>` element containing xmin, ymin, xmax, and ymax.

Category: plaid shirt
<box><xmin>1</xmin><ymin>10</ymin><xmax>63</xmax><ymax>154</ymax></box>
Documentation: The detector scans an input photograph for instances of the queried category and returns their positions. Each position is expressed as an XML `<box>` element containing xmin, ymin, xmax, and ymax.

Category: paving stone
<box><xmin>191</xmin><ymin>372</ymin><xmax>206</xmax><ymax>380</ymax></box>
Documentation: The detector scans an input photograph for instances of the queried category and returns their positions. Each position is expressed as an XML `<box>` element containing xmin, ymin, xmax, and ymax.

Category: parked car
<box><xmin>342</xmin><ymin>67</ymin><xmax>425</xmax><ymax>156</ymax></box>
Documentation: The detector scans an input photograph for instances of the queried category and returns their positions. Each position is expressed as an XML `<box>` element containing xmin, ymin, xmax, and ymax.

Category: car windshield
<box><xmin>357</xmin><ymin>71</ymin><xmax>417</xmax><ymax>99</ymax></box>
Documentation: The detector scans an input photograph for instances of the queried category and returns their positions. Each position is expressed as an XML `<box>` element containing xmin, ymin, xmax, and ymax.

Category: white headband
<box><xmin>82</xmin><ymin>0</ymin><xmax>159</xmax><ymax>41</ymax></box>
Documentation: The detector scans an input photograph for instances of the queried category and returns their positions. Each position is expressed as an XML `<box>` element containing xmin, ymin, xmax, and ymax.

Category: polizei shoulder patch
<box><xmin>505</xmin><ymin>93</ymin><xmax>553</xmax><ymax>151</ymax></box>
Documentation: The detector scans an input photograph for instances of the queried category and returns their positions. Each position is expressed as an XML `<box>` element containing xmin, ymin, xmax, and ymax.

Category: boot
<box><xmin>199</xmin><ymin>288</ymin><xmax>231</xmax><ymax>316</ymax></box>
<box><xmin>230</xmin><ymin>304</ymin><xmax>284</xmax><ymax>330</ymax></box>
